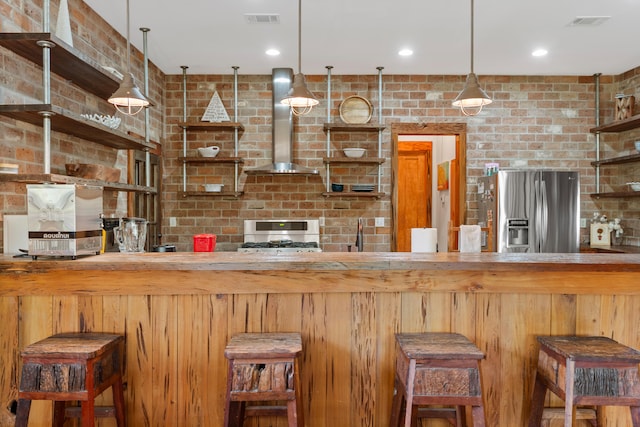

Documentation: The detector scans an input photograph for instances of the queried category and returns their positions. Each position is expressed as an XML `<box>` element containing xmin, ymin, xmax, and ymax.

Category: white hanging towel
<box><xmin>411</xmin><ymin>228</ymin><xmax>437</xmax><ymax>253</ymax></box>
<box><xmin>459</xmin><ymin>225</ymin><xmax>481</xmax><ymax>253</ymax></box>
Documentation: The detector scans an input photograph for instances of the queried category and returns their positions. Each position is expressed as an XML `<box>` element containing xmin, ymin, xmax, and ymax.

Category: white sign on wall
<box><xmin>201</xmin><ymin>91</ymin><xmax>230</xmax><ymax>122</ymax></box>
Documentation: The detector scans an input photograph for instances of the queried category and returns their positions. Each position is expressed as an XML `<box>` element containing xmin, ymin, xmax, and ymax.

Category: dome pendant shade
<box><xmin>452</xmin><ymin>72</ymin><xmax>492</xmax><ymax>116</ymax></box>
<box><xmin>281</xmin><ymin>72</ymin><xmax>319</xmax><ymax>116</ymax></box>
<box><xmin>108</xmin><ymin>72</ymin><xmax>150</xmax><ymax>115</ymax></box>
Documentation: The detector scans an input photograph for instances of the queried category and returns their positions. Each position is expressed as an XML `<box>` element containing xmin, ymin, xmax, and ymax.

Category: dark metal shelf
<box><xmin>180</xmin><ymin>157</ymin><xmax>244</xmax><ymax>164</ymax></box>
<box><xmin>590</xmin><ymin>192</ymin><xmax>640</xmax><ymax>199</ymax></box>
<box><xmin>591</xmin><ymin>153</ymin><xmax>640</xmax><ymax>166</ymax></box>
<box><xmin>323</xmin><ymin>157</ymin><xmax>385</xmax><ymax>165</ymax></box>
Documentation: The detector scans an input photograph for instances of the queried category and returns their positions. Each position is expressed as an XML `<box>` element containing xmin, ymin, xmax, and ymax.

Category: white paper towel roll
<box><xmin>459</xmin><ymin>225</ymin><xmax>481</xmax><ymax>252</ymax></box>
<box><xmin>411</xmin><ymin>228</ymin><xmax>438</xmax><ymax>253</ymax></box>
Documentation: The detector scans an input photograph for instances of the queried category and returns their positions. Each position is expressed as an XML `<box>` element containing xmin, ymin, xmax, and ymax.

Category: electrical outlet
<box><xmin>375</xmin><ymin>217</ymin><xmax>384</xmax><ymax>227</ymax></box>
<box><xmin>319</xmin><ymin>217</ymin><xmax>325</xmax><ymax>227</ymax></box>
<box><xmin>170</xmin><ymin>217</ymin><xmax>177</xmax><ymax>227</ymax></box>
<box><xmin>580</xmin><ymin>218</ymin><xmax>587</xmax><ymax>228</ymax></box>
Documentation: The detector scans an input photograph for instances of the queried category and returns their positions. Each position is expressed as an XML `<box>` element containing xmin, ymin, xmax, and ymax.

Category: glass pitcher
<box><xmin>114</xmin><ymin>217</ymin><xmax>148</xmax><ymax>253</ymax></box>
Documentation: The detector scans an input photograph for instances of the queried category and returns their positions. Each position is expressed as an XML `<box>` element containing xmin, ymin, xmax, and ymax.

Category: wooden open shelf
<box><xmin>180</xmin><ymin>191</ymin><xmax>243</xmax><ymax>198</ymax></box>
<box><xmin>322</xmin><ymin>191</ymin><xmax>385</xmax><ymax>198</ymax></box>
<box><xmin>323</xmin><ymin>157</ymin><xmax>385</xmax><ymax>165</ymax></box>
<box><xmin>0</xmin><ymin>173</ymin><xmax>156</xmax><ymax>194</ymax></box>
<box><xmin>0</xmin><ymin>104</ymin><xmax>154</xmax><ymax>151</ymax></box>
<box><xmin>178</xmin><ymin>122</ymin><xmax>244</xmax><ymax>132</ymax></box>
<box><xmin>591</xmin><ymin>153</ymin><xmax>640</xmax><ymax>166</ymax></box>
<box><xmin>180</xmin><ymin>157</ymin><xmax>244</xmax><ymax>164</ymax></box>
<box><xmin>0</xmin><ymin>32</ymin><xmax>119</xmax><ymax>99</ymax></box>
<box><xmin>323</xmin><ymin>123</ymin><xmax>386</xmax><ymax>132</ymax></box>
<box><xmin>590</xmin><ymin>191</ymin><xmax>640</xmax><ymax>199</ymax></box>
<box><xmin>590</xmin><ymin>114</ymin><xmax>640</xmax><ymax>133</ymax></box>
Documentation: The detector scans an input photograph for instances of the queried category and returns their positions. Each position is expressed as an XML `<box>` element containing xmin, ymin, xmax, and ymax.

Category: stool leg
<box><xmin>456</xmin><ymin>405</ymin><xmax>467</xmax><ymax>427</ymax></box>
<box><xmin>389</xmin><ymin>376</ymin><xmax>403</xmax><ymax>427</ymax></box>
<box><xmin>14</xmin><ymin>399</ymin><xmax>31</xmax><ymax>427</ymax></box>
<box><xmin>528</xmin><ymin>372</ymin><xmax>547</xmax><ymax>427</ymax></box>
<box><xmin>471</xmin><ymin>405</ymin><xmax>486</xmax><ymax>427</ymax></box>
<box><xmin>630</xmin><ymin>406</ymin><xmax>640</xmax><ymax>427</ymax></box>
<box><xmin>112</xmin><ymin>377</ymin><xmax>127</xmax><ymax>427</ymax></box>
<box><xmin>53</xmin><ymin>401</ymin><xmax>67</xmax><ymax>427</ymax></box>
<box><xmin>80</xmin><ymin>399</ymin><xmax>96</xmax><ymax>427</ymax></box>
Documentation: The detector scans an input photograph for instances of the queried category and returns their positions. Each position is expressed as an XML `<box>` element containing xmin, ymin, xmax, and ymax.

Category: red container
<box><xmin>193</xmin><ymin>234</ymin><xmax>216</xmax><ymax>252</ymax></box>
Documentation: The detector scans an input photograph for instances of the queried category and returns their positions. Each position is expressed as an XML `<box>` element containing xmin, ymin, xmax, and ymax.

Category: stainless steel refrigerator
<box><xmin>478</xmin><ymin>170</ymin><xmax>580</xmax><ymax>253</ymax></box>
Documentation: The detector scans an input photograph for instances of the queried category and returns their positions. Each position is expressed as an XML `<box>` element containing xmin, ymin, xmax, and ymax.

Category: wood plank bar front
<box><xmin>1</xmin><ymin>252</ymin><xmax>639</xmax><ymax>426</ymax></box>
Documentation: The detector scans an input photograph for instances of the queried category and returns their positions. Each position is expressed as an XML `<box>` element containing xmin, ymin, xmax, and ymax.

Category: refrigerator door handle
<box><xmin>540</xmin><ymin>180</ymin><xmax>548</xmax><ymax>250</ymax></box>
<box><xmin>534</xmin><ymin>178</ymin><xmax>542</xmax><ymax>251</ymax></box>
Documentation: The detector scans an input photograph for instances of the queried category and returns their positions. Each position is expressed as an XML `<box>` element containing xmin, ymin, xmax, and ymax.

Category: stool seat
<box><xmin>528</xmin><ymin>335</ymin><xmax>640</xmax><ymax>427</ymax></box>
<box><xmin>224</xmin><ymin>332</ymin><xmax>303</xmax><ymax>427</ymax></box>
<box><xmin>390</xmin><ymin>332</ymin><xmax>486</xmax><ymax>427</ymax></box>
<box><xmin>15</xmin><ymin>332</ymin><xmax>126</xmax><ymax>427</ymax></box>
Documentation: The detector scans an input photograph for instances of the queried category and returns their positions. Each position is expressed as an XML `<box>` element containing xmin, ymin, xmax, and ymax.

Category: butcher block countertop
<box><xmin>1</xmin><ymin>251</ymin><xmax>639</xmax><ymax>296</ymax></box>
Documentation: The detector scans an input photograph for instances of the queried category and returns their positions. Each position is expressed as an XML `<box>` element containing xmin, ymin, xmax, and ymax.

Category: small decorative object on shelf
<box><xmin>80</xmin><ymin>113</ymin><xmax>121</xmax><ymax>130</ymax></box>
<box><xmin>609</xmin><ymin>217</ymin><xmax>624</xmax><ymax>245</ymax></box>
<box><xmin>201</xmin><ymin>91</ymin><xmax>230</xmax><ymax>122</ymax></box>
<box><xmin>55</xmin><ymin>0</ymin><xmax>73</xmax><ymax>47</ymax></box>
<box><xmin>615</xmin><ymin>93</ymin><xmax>635</xmax><ymax>121</ymax></box>
<box><xmin>339</xmin><ymin>95</ymin><xmax>372</xmax><ymax>124</ymax></box>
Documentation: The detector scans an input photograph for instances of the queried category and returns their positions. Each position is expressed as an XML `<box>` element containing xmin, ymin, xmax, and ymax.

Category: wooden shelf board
<box><xmin>180</xmin><ymin>191</ymin><xmax>243</xmax><ymax>198</ymax></box>
<box><xmin>591</xmin><ymin>153</ymin><xmax>640</xmax><ymax>166</ymax></box>
<box><xmin>180</xmin><ymin>156</ymin><xmax>244</xmax><ymax>164</ymax></box>
<box><xmin>0</xmin><ymin>32</ymin><xmax>119</xmax><ymax>99</ymax></box>
<box><xmin>590</xmin><ymin>191</ymin><xmax>640</xmax><ymax>199</ymax></box>
<box><xmin>322</xmin><ymin>191</ymin><xmax>385</xmax><ymax>198</ymax></box>
<box><xmin>590</xmin><ymin>114</ymin><xmax>640</xmax><ymax>133</ymax></box>
<box><xmin>178</xmin><ymin>122</ymin><xmax>244</xmax><ymax>132</ymax></box>
<box><xmin>323</xmin><ymin>157</ymin><xmax>385</xmax><ymax>165</ymax></box>
<box><xmin>323</xmin><ymin>123</ymin><xmax>386</xmax><ymax>132</ymax></box>
<box><xmin>0</xmin><ymin>104</ymin><xmax>154</xmax><ymax>151</ymax></box>
<box><xmin>0</xmin><ymin>173</ymin><xmax>156</xmax><ymax>194</ymax></box>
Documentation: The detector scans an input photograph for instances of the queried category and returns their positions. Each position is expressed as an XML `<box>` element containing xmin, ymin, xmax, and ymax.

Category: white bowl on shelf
<box><xmin>634</xmin><ymin>141</ymin><xmax>640</xmax><ymax>152</ymax></box>
<box><xmin>197</xmin><ymin>146</ymin><xmax>220</xmax><ymax>158</ymax></box>
<box><xmin>204</xmin><ymin>184</ymin><xmax>224</xmax><ymax>192</ymax></box>
<box><xmin>627</xmin><ymin>182</ymin><xmax>640</xmax><ymax>192</ymax></box>
<box><xmin>343</xmin><ymin>148</ymin><xmax>365</xmax><ymax>158</ymax></box>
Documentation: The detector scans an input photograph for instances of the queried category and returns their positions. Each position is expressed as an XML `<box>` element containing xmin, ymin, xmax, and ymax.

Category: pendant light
<box><xmin>281</xmin><ymin>0</ymin><xmax>319</xmax><ymax>116</ymax></box>
<box><xmin>452</xmin><ymin>0</ymin><xmax>492</xmax><ymax>116</ymax></box>
<box><xmin>108</xmin><ymin>0</ymin><xmax>150</xmax><ymax>116</ymax></box>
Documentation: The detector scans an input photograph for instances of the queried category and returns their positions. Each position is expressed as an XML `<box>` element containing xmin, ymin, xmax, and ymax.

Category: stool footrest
<box><xmin>65</xmin><ymin>405</ymin><xmax>117</xmax><ymax>418</ymax></box>
<box><xmin>541</xmin><ymin>407</ymin><xmax>596</xmax><ymax>420</ymax></box>
<box><xmin>244</xmin><ymin>405</ymin><xmax>288</xmax><ymax>417</ymax></box>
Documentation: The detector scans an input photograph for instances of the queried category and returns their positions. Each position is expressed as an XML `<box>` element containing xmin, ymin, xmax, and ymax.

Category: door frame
<box><xmin>390</xmin><ymin>122</ymin><xmax>467</xmax><ymax>252</ymax></box>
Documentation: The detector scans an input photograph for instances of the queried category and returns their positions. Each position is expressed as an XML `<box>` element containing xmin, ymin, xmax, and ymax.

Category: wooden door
<box><xmin>396</xmin><ymin>141</ymin><xmax>432</xmax><ymax>252</ymax></box>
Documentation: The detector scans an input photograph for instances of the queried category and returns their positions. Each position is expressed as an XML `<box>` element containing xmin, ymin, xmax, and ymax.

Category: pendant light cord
<box><xmin>297</xmin><ymin>0</ymin><xmax>302</xmax><ymax>74</ymax></box>
<box><xmin>470</xmin><ymin>0</ymin><xmax>474</xmax><ymax>74</ymax></box>
<box><xmin>126</xmin><ymin>0</ymin><xmax>131</xmax><ymax>73</ymax></box>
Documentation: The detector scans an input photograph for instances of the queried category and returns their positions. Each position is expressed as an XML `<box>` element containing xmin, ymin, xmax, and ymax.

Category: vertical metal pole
<box><xmin>181</xmin><ymin>66</ymin><xmax>188</xmax><ymax>193</ymax></box>
<box><xmin>233</xmin><ymin>66</ymin><xmax>239</xmax><ymax>194</ymax></box>
<box><xmin>325</xmin><ymin>66</ymin><xmax>333</xmax><ymax>193</ymax></box>
<box><xmin>39</xmin><ymin>0</ymin><xmax>53</xmax><ymax>174</ymax></box>
<box><xmin>377</xmin><ymin>66</ymin><xmax>384</xmax><ymax>194</ymax></box>
<box><xmin>141</xmin><ymin>27</ymin><xmax>151</xmax><ymax>188</ymax></box>
<box><xmin>594</xmin><ymin>73</ymin><xmax>601</xmax><ymax>193</ymax></box>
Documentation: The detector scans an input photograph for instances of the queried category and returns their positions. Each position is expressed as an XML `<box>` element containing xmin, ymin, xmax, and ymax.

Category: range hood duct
<box><xmin>245</xmin><ymin>68</ymin><xmax>318</xmax><ymax>175</ymax></box>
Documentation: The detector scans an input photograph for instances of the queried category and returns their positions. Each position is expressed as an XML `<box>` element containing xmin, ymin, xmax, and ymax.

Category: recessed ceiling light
<box><xmin>266</xmin><ymin>49</ymin><xmax>280</xmax><ymax>56</ymax></box>
<box><xmin>398</xmin><ymin>48</ymin><xmax>413</xmax><ymax>57</ymax></box>
<box><xmin>532</xmin><ymin>48</ymin><xmax>548</xmax><ymax>57</ymax></box>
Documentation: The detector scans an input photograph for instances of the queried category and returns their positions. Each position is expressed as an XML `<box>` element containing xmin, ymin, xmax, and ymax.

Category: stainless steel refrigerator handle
<box><xmin>540</xmin><ymin>180</ymin><xmax>548</xmax><ymax>250</ymax></box>
<box><xmin>534</xmin><ymin>178</ymin><xmax>542</xmax><ymax>251</ymax></box>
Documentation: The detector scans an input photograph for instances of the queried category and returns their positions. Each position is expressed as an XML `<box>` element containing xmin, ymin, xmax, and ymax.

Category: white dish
<box><xmin>627</xmin><ymin>182</ymin><xmax>640</xmax><ymax>191</ymax></box>
<box><xmin>198</xmin><ymin>146</ymin><xmax>220</xmax><ymax>158</ymax></box>
<box><xmin>204</xmin><ymin>184</ymin><xmax>224</xmax><ymax>192</ymax></box>
<box><xmin>634</xmin><ymin>141</ymin><xmax>640</xmax><ymax>152</ymax></box>
<box><xmin>343</xmin><ymin>148</ymin><xmax>365</xmax><ymax>158</ymax></box>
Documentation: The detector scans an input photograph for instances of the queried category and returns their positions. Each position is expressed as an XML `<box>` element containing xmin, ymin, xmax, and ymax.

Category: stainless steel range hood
<box><xmin>244</xmin><ymin>68</ymin><xmax>318</xmax><ymax>175</ymax></box>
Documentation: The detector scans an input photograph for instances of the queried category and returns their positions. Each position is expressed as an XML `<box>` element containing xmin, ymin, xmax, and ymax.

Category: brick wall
<box><xmin>1</xmin><ymin>0</ymin><xmax>639</xmax><ymax>252</ymax></box>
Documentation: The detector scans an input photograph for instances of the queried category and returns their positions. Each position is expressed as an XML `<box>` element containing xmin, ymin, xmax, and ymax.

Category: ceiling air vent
<box><xmin>568</xmin><ymin>16</ymin><xmax>611</xmax><ymax>26</ymax></box>
<box><xmin>244</xmin><ymin>14</ymin><xmax>280</xmax><ymax>24</ymax></box>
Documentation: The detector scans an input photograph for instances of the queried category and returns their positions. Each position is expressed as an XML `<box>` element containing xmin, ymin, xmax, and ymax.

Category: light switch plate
<box><xmin>375</xmin><ymin>217</ymin><xmax>384</xmax><ymax>227</ymax></box>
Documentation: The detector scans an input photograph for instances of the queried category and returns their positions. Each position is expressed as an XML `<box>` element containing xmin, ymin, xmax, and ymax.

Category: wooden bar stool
<box><xmin>389</xmin><ymin>332</ymin><xmax>486</xmax><ymax>427</ymax></box>
<box><xmin>15</xmin><ymin>332</ymin><xmax>126</xmax><ymax>427</ymax></box>
<box><xmin>224</xmin><ymin>332</ymin><xmax>304</xmax><ymax>427</ymax></box>
<box><xmin>528</xmin><ymin>335</ymin><xmax>640</xmax><ymax>427</ymax></box>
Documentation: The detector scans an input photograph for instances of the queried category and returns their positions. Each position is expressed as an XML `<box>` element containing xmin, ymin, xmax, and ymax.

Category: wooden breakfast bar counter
<box><xmin>1</xmin><ymin>252</ymin><xmax>640</xmax><ymax>426</ymax></box>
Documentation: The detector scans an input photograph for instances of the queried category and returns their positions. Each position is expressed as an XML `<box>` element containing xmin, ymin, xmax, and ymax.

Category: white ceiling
<box><xmin>83</xmin><ymin>0</ymin><xmax>640</xmax><ymax>77</ymax></box>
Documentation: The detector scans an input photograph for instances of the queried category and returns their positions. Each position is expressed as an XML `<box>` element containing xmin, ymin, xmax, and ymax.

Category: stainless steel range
<box><xmin>238</xmin><ymin>219</ymin><xmax>321</xmax><ymax>253</ymax></box>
